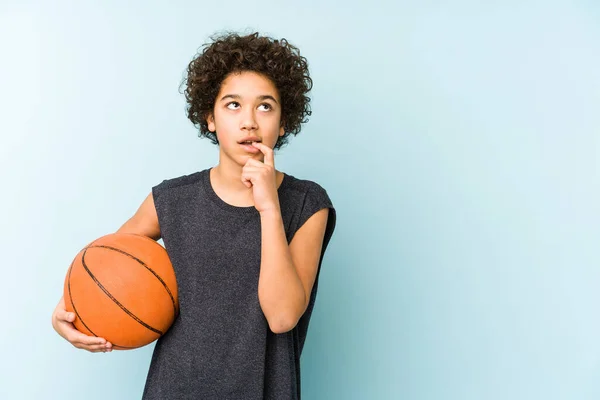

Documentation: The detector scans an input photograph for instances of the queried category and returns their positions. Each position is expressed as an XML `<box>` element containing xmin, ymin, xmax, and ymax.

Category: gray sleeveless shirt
<box><xmin>142</xmin><ymin>168</ymin><xmax>336</xmax><ymax>400</ymax></box>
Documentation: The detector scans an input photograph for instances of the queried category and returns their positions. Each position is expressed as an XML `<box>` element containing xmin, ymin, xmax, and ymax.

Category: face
<box><xmin>207</xmin><ymin>70</ymin><xmax>285</xmax><ymax>165</ymax></box>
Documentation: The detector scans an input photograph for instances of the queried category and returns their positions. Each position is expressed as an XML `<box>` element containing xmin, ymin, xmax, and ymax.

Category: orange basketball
<box><xmin>63</xmin><ymin>233</ymin><xmax>179</xmax><ymax>350</ymax></box>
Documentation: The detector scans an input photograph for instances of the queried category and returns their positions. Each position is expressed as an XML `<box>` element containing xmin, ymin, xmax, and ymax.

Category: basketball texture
<box><xmin>63</xmin><ymin>233</ymin><xmax>179</xmax><ymax>350</ymax></box>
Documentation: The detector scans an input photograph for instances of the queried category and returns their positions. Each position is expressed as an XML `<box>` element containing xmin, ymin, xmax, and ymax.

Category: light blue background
<box><xmin>1</xmin><ymin>0</ymin><xmax>599</xmax><ymax>399</ymax></box>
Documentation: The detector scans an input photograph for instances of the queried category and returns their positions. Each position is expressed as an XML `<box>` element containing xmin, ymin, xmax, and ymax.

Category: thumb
<box><xmin>63</xmin><ymin>312</ymin><xmax>75</xmax><ymax>322</ymax></box>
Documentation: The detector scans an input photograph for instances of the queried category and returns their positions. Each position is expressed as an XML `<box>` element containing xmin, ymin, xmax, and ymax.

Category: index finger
<box><xmin>71</xmin><ymin>330</ymin><xmax>108</xmax><ymax>346</ymax></box>
<box><xmin>252</xmin><ymin>142</ymin><xmax>274</xmax><ymax>167</ymax></box>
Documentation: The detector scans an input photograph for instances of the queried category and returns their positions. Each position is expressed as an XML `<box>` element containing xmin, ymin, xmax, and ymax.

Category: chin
<box><xmin>238</xmin><ymin>153</ymin><xmax>262</xmax><ymax>164</ymax></box>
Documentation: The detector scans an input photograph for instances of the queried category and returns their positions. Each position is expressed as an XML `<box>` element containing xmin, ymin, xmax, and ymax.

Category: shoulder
<box><xmin>281</xmin><ymin>172</ymin><xmax>335</xmax><ymax>212</ymax></box>
<box><xmin>152</xmin><ymin>170</ymin><xmax>206</xmax><ymax>192</ymax></box>
<box><xmin>282</xmin><ymin>172</ymin><xmax>331</xmax><ymax>200</ymax></box>
<box><xmin>280</xmin><ymin>172</ymin><xmax>337</xmax><ymax>244</ymax></box>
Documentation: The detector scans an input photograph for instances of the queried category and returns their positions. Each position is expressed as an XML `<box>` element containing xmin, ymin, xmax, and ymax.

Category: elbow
<box><xmin>268</xmin><ymin>311</ymin><xmax>302</xmax><ymax>334</ymax></box>
<box><xmin>263</xmin><ymin>292</ymin><xmax>308</xmax><ymax>334</ymax></box>
<box><xmin>269</xmin><ymin>318</ymin><xmax>297</xmax><ymax>334</ymax></box>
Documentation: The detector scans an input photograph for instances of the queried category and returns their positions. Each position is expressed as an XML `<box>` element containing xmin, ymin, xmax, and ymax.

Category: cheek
<box><xmin>261</xmin><ymin>112</ymin><xmax>282</xmax><ymax>128</ymax></box>
<box><xmin>212</xmin><ymin>113</ymin><xmax>237</xmax><ymax>134</ymax></box>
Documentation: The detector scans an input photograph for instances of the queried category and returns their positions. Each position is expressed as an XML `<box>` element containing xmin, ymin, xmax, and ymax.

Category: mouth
<box><xmin>238</xmin><ymin>136</ymin><xmax>262</xmax><ymax>145</ymax></box>
<box><xmin>239</xmin><ymin>140</ymin><xmax>261</xmax><ymax>153</ymax></box>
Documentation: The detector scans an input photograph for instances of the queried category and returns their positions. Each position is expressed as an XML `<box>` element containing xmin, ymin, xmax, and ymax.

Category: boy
<box><xmin>52</xmin><ymin>31</ymin><xmax>336</xmax><ymax>399</ymax></box>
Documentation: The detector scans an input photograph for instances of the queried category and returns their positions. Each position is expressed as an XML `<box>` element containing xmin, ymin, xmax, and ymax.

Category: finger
<box><xmin>244</xmin><ymin>158</ymin><xmax>265</xmax><ymax>168</ymax></box>
<box><xmin>241</xmin><ymin>166</ymin><xmax>262</xmax><ymax>174</ymax></box>
<box><xmin>57</xmin><ymin>309</ymin><xmax>75</xmax><ymax>323</ymax></box>
<box><xmin>68</xmin><ymin>330</ymin><xmax>107</xmax><ymax>346</ymax></box>
<box><xmin>89</xmin><ymin>348</ymin><xmax>108</xmax><ymax>353</ymax></box>
<box><xmin>241</xmin><ymin>169</ymin><xmax>259</xmax><ymax>188</ymax></box>
<box><xmin>85</xmin><ymin>343</ymin><xmax>112</xmax><ymax>352</ymax></box>
<box><xmin>251</xmin><ymin>142</ymin><xmax>274</xmax><ymax>167</ymax></box>
<box><xmin>85</xmin><ymin>346</ymin><xmax>110</xmax><ymax>353</ymax></box>
<box><xmin>95</xmin><ymin>345</ymin><xmax>113</xmax><ymax>353</ymax></box>
<box><xmin>80</xmin><ymin>334</ymin><xmax>108</xmax><ymax>346</ymax></box>
<box><xmin>73</xmin><ymin>339</ymin><xmax>112</xmax><ymax>353</ymax></box>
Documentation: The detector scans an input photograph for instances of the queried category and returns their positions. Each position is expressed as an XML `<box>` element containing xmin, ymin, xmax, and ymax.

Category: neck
<box><xmin>212</xmin><ymin>157</ymin><xmax>251</xmax><ymax>195</ymax></box>
<box><xmin>211</xmin><ymin>153</ymin><xmax>283</xmax><ymax>197</ymax></box>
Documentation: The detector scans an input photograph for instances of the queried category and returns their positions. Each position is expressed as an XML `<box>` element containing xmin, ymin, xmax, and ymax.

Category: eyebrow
<box><xmin>219</xmin><ymin>94</ymin><xmax>279</xmax><ymax>104</ymax></box>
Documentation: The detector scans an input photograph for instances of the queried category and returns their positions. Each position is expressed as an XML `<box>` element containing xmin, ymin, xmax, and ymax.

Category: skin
<box><xmin>51</xmin><ymin>70</ymin><xmax>330</xmax><ymax>352</ymax></box>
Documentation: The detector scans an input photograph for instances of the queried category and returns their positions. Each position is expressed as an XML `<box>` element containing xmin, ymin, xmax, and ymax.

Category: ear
<box><xmin>279</xmin><ymin>123</ymin><xmax>285</xmax><ymax>137</ymax></box>
<box><xmin>207</xmin><ymin>112</ymin><xmax>216</xmax><ymax>132</ymax></box>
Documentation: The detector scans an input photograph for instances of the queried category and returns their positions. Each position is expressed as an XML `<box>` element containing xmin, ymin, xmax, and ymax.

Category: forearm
<box><xmin>257</xmin><ymin>208</ymin><xmax>306</xmax><ymax>333</ymax></box>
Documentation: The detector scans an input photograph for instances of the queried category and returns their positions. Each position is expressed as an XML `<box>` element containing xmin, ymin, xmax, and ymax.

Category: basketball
<box><xmin>63</xmin><ymin>233</ymin><xmax>179</xmax><ymax>350</ymax></box>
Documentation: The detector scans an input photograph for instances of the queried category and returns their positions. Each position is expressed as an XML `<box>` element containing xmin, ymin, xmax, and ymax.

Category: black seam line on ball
<box><xmin>81</xmin><ymin>247</ymin><xmax>164</xmax><ymax>336</ymax></box>
<box><xmin>86</xmin><ymin>244</ymin><xmax>178</xmax><ymax>317</ymax></box>
<box><xmin>68</xmin><ymin>260</ymin><xmax>98</xmax><ymax>337</ymax></box>
<box><xmin>68</xmin><ymin>259</ymin><xmax>136</xmax><ymax>349</ymax></box>
<box><xmin>108</xmin><ymin>344</ymin><xmax>137</xmax><ymax>349</ymax></box>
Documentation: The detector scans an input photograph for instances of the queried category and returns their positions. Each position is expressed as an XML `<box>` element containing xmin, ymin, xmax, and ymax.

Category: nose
<box><xmin>240</xmin><ymin>107</ymin><xmax>258</xmax><ymax>131</ymax></box>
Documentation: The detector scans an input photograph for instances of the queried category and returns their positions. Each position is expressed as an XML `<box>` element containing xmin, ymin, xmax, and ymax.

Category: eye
<box><xmin>226</xmin><ymin>101</ymin><xmax>240</xmax><ymax>110</ymax></box>
<box><xmin>258</xmin><ymin>103</ymin><xmax>272</xmax><ymax>111</ymax></box>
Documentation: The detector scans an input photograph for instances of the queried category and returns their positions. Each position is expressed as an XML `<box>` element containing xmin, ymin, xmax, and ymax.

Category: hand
<box><xmin>51</xmin><ymin>296</ymin><xmax>112</xmax><ymax>353</ymax></box>
<box><xmin>241</xmin><ymin>142</ymin><xmax>280</xmax><ymax>214</ymax></box>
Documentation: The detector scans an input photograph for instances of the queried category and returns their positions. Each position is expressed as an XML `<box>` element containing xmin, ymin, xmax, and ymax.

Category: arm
<box><xmin>52</xmin><ymin>192</ymin><xmax>160</xmax><ymax>352</ymax></box>
<box><xmin>257</xmin><ymin>207</ymin><xmax>330</xmax><ymax>334</ymax></box>
<box><xmin>116</xmin><ymin>192</ymin><xmax>161</xmax><ymax>239</ymax></box>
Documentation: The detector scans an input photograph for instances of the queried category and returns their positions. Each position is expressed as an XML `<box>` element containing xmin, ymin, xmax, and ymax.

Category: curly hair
<box><xmin>180</xmin><ymin>31</ymin><xmax>313</xmax><ymax>150</ymax></box>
